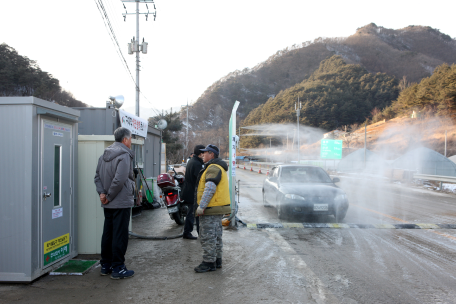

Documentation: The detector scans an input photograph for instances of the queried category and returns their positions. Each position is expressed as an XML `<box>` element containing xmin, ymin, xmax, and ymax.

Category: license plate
<box><xmin>167</xmin><ymin>206</ymin><xmax>179</xmax><ymax>213</ymax></box>
<box><xmin>313</xmin><ymin>204</ymin><xmax>328</xmax><ymax>211</ymax></box>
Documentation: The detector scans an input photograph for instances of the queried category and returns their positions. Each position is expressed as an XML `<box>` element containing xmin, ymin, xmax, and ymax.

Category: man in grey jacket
<box><xmin>94</xmin><ymin>127</ymin><xmax>135</xmax><ymax>279</ymax></box>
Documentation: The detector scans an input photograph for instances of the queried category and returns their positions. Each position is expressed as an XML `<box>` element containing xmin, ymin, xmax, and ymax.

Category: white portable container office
<box><xmin>73</xmin><ymin>105</ymin><xmax>162</xmax><ymax>177</ymax></box>
<box><xmin>77</xmin><ymin>135</ymin><xmax>144</xmax><ymax>254</ymax></box>
<box><xmin>0</xmin><ymin>97</ymin><xmax>80</xmax><ymax>282</ymax></box>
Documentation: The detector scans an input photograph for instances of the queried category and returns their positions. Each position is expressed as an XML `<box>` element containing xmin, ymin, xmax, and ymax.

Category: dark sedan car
<box><xmin>262</xmin><ymin>165</ymin><xmax>349</xmax><ymax>221</ymax></box>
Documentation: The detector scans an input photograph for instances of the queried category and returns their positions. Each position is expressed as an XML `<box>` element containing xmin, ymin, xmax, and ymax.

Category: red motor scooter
<box><xmin>157</xmin><ymin>168</ymin><xmax>187</xmax><ymax>225</ymax></box>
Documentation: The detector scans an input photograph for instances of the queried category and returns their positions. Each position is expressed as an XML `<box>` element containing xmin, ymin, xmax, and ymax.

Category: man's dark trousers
<box><xmin>184</xmin><ymin>203</ymin><xmax>199</xmax><ymax>235</ymax></box>
<box><xmin>101</xmin><ymin>208</ymin><xmax>131</xmax><ymax>268</ymax></box>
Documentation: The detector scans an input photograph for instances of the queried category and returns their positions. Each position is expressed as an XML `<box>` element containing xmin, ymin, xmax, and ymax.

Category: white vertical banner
<box><xmin>229</xmin><ymin>101</ymin><xmax>240</xmax><ymax>207</ymax></box>
<box><xmin>231</xmin><ymin>134</ymin><xmax>237</xmax><ymax>176</ymax></box>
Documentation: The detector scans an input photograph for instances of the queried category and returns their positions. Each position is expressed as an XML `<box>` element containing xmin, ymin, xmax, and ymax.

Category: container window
<box><xmin>132</xmin><ymin>144</ymin><xmax>144</xmax><ymax>168</ymax></box>
<box><xmin>54</xmin><ymin>146</ymin><xmax>61</xmax><ymax>207</ymax></box>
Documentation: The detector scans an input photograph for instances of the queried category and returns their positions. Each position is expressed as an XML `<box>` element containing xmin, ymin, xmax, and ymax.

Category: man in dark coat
<box><xmin>94</xmin><ymin>127</ymin><xmax>135</xmax><ymax>279</ymax></box>
<box><xmin>181</xmin><ymin>144</ymin><xmax>205</xmax><ymax>239</ymax></box>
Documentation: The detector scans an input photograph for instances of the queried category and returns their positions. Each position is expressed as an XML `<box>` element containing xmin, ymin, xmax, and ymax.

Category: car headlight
<box><xmin>285</xmin><ymin>194</ymin><xmax>306</xmax><ymax>200</ymax></box>
<box><xmin>334</xmin><ymin>194</ymin><xmax>347</xmax><ymax>201</ymax></box>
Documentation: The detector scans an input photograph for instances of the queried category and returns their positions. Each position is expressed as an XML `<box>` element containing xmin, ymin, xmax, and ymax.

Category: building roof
<box><xmin>337</xmin><ymin>148</ymin><xmax>388</xmax><ymax>173</ymax></box>
<box><xmin>392</xmin><ymin>147</ymin><xmax>456</xmax><ymax>177</ymax></box>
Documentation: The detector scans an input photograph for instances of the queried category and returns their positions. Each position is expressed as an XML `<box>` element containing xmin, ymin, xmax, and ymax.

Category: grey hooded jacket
<box><xmin>94</xmin><ymin>142</ymin><xmax>135</xmax><ymax>209</ymax></box>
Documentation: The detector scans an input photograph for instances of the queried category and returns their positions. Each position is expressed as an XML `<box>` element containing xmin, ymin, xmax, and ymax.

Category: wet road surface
<box><xmin>1</xmin><ymin>169</ymin><xmax>456</xmax><ymax>303</ymax></box>
<box><xmin>237</xmin><ymin>169</ymin><xmax>456</xmax><ymax>303</ymax></box>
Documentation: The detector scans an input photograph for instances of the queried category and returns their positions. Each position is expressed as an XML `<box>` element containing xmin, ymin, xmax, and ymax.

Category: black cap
<box><xmin>200</xmin><ymin>144</ymin><xmax>219</xmax><ymax>156</ymax></box>
<box><xmin>194</xmin><ymin>145</ymin><xmax>205</xmax><ymax>155</ymax></box>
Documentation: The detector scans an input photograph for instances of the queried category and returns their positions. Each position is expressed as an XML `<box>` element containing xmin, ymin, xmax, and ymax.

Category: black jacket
<box><xmin>181</xmin><ymin>155</ymin><xmax>204</xmax><ymax>204</ymax></box>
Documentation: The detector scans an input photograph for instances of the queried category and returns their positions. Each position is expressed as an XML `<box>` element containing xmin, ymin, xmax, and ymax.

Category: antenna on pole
<box><xmin>122</xmin><ymin>0</ymin><xmax>157</xmax><ymax>117</ymax></box>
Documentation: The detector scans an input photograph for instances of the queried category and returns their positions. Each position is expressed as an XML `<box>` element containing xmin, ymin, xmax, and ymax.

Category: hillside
<box><xmin>245</xmin><ymin>60</ymin><xmax>456</xmax><ymax>155</ymax></box>
<box><xmin>0</xmin><ymin>43</ymin><xmax>86</xmax><ymax>107</ymax></box>
<box><xmin>299</xmin><ymin>116</ymin><xmax>456</xmax><ymax>159</ymax></box>
<box><xmin>241</xmin><ymin>55</ymin><xmax>399</xmax><ymax>147</ymax></box>
<box><xmin>184</xmin><ymin>24</ymin><xmax>456</xmax><ymax>135</ymax></box>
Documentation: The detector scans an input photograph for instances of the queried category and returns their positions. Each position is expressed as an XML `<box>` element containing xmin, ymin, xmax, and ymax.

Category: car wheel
<box><xmin>334</xmin><ymin>208</ymin><xmax>347</xmax><ymax>223</ymax></box>
<box><xmin>277</xmin><ymin>202</ymin><xmax>286</xmax><ymax>219</ymax></box>
<box><xmin>263</xmin><ymin>191</ymin><xmax>271</xmax><ymax>207</ymax></box>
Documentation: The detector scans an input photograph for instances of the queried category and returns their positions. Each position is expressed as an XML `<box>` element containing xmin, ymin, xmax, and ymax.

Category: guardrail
<box><xmin>413</xmin><ymin>173</ymin><xmax>456</xmax><ymax>192</ymax></box>
<box><xmin>413</xmin><ymin>174</ymin><xmax>456</xmax><ymax>183</ymax></box>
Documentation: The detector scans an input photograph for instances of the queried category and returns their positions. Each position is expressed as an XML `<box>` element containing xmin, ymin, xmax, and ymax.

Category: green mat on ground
<box><xmin>50</xmin><ymin>260</ymin><xmax>98</xmax><ymax>275</ymax></box>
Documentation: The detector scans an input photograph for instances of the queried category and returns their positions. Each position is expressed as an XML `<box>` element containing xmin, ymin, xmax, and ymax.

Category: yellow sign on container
<box><xmin>44</xmin><ymin>233</ymin><xmax>70</xmax><ymax>254</ymax></box>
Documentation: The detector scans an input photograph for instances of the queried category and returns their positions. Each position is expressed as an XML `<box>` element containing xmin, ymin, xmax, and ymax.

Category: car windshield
<box><xmin>280</xmin><ymin>167</ymin><xmax>333</xmax><ymax>183</ymax></box>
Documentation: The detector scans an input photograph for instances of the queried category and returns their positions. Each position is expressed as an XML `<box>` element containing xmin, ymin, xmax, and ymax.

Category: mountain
<box><xmin>241</xmin><ymin>55</ymin><xmax>399</xmax><ymax>147</ymax></box>
<box><xmin>179</xmin><ymin>24</ymin><xmax>456</xmax><ymax>153</ymax></box>
<box><xmin>187</xmin><ymin>24</ymin><xmax>456</xmax><ymax>127</ymax></box>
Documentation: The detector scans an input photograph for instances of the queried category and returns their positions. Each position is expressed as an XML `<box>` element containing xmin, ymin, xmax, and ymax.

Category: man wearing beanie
<box><xmin>194</xmin><ymin>144</ymin><xmax>230</xmax><ymax>272</ymax></box>
<box><xmin>181</xmin><ymin>144</ymin><xmax>205</xmax><ymax>239</ymax></box>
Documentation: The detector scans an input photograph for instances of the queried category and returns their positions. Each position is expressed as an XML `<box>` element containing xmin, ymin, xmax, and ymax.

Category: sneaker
<box><xmin>100</xmin><ymin>263</ymin><xmax>112</xmax><ymax>276</ymax></box>
<box><xmin>111</xmin><ymin>265</ymin><xmax>135</xmax><ymax>280</ymax></box>
<box><xmin>216</xmin><ymin>258</ymin><xmax>222</xmax><ymax>269</ymax></box>
<box><xmin>194</xmin><ymin>261</ymin><xmax>216</xmax><ymax>273</ymax></box>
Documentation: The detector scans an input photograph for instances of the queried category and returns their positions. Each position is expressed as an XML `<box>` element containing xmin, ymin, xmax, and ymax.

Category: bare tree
<box><xmin>350</xmin><ymin>123</ymin><xmax>360</xmax><ymax>132</ymax></box>
<box><xmin>399</xmin><ymin>75</ymin><xmax>410</xmax><ymax>92</ymax></box>
<box><xmin>342</xmin><ymin>132</ymin><xmax>353</xmax><ymax>152</ymax></box>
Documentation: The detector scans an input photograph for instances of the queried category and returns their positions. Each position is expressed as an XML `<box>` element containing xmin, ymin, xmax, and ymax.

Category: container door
<box><xmin>41</xmin><ymin>119</ymin><xmax>72</xmax><ymax>268</ymax></box>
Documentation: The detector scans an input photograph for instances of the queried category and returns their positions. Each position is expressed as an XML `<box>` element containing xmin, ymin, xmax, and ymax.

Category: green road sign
<box><xmin>320</xmin><ymin>139</ymin><xmax>342</xmax><ymax>159</ymax></box>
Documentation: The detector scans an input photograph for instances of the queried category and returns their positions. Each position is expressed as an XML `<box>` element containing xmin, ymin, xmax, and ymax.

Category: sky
<box><xmin>2</xmin><ymin>0</ymin><xmax>456</xmax><ymax>119</ymax></box>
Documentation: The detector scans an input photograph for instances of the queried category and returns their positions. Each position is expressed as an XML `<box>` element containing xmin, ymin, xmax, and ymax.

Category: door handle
<box><xmin>43</xmin><ymin>193</ymin><xmax>52</xmax><ymax>200</ymax></box>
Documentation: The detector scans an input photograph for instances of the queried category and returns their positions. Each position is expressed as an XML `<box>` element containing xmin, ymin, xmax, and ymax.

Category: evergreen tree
<box><xmin>149</xmin><ymin>109</ymin><xmax>183</xmax><ymax>163</ymax></box>
<box><xmin>0</xmin><ymin>43</ymin><xmax>86</xmax><ymax>107</ymax></box>
<box><xmin>391</xmin><ymin>63</ymin><xmax>456</xmax><ymax>118</ymax></box>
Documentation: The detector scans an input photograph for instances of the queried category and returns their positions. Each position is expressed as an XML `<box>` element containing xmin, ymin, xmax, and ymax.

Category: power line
<box><xmin>94</xmin><ymin>0</ymin><xmax>162</xmax><ymax>117</ymax></box>
<box><xmin>105</xmin><ymin>0</ymin><xmax>123</xmax><ymax>37</ymax></box>
<box><xmin>94</xmin><ymin>0</ymin><xmax>134</xmax><ymax>82</ymax></box>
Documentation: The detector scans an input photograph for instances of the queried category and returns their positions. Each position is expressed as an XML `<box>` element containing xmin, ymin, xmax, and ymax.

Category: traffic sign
<box><xmin>320</xmin><ymin>139</ymin><xmax>342</xmax><ymax>159</ymax></box>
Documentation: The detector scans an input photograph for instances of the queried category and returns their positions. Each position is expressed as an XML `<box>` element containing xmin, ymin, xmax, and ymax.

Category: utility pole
<box><xmin>239</xmin><ymin>127</ymin><xmax>241</xmax><ymax>150</ymax></box>
<box><xmin>186</xmin><ymin>100</ymin><xmax>189</xmax><ymax>152</ymax></box>
<box><xmin>364</xmin><ymin>123</ymin><xmax>367</xmax><ymax>169</ymax></box>
<box><xmin>181</xmin><ymin>100</ymin><xmax>189</xmax><ymax>162</ymax></box>
<box><xmin>123</xmin><ymin>0</ymin><xmax>156</xmax><ymax>117</ymax></box>
<box><xmin>445</xmin><ymin>130</ymin><xmax>447</xmax><ymax>157</ymax></box>
<box><xmin>295</xmin><ymin>98</ymin><xmax>302</xmax><ymax>164</ymax></box>
<box><xmin>287</xmin><ymin>132</ymin><xmax>288</xmax><ymax>149</ymax></box>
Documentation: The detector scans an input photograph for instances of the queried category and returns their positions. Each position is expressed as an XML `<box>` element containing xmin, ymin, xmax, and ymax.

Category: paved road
<box><xmin>1</xmin><ymin>169</ymin><xmax>455</xmax><ymax>304</ymax></box>
<box><xmin>237</xmin><ymin>169</ymin><xmax>456</xmax><ymax>303</ymax></box>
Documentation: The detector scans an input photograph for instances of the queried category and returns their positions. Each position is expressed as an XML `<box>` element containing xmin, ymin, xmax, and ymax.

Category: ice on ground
<box><xmin>443</xmin><ymin>183</ymin><xmax>456</xmax><ymax>193</ymax></box>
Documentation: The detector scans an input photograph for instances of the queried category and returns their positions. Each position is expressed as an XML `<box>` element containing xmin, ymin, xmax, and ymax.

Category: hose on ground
<box><xmin>226</xmin><ymin>200</ymin><xmax>239</xmax><ymax>222</ymax></box>
<box><xmin>129</xmin><ymin>227</ymin><xmax>184</xmax><ymax>240</ymax></box>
